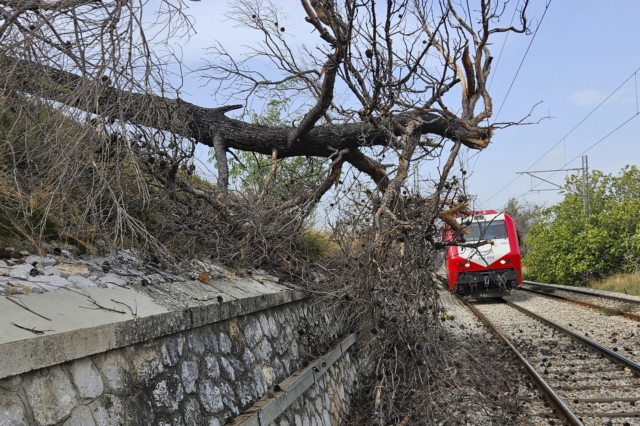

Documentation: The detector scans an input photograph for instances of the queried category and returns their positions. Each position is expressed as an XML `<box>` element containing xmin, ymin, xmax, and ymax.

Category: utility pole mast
<box><xmin>516</xmin><ymin>155</ymin><xmax>590</xmax><ymax>214</ymax></box>
<box><xmin>582</xmin><ymin>155</ymin><xmax>590</xmax><ymax>216</ymax></box>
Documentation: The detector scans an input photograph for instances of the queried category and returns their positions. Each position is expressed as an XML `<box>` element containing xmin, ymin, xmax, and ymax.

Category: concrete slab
<box><xmin>0</xmin><ymin>278</ymin><xmax>307</xmax><ymax>379</ymax></box>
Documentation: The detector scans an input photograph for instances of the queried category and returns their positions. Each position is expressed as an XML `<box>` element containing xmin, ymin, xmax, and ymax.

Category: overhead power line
<box><xmin>483</xmin><ymin>66</ymin><xmax>640</xmax><ymax>205</ymax></box>
<box><xmin>493</xmin><ymin>0</ymin><xmax>552</xmax><ymax>124</ymax></box>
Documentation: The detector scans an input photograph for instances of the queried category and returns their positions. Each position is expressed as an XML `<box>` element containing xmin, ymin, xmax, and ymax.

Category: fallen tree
<box><xmin>0</xmin><ymin>0</ymin><xmax>535</xmax><ymax>423</ymax></box>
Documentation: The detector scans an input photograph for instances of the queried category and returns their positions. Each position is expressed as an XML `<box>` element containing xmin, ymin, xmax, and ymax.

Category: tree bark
<box><xmin>7</xmin><ymin>56</ymin><xmax>492</xmax><ymax>160</ymax></box>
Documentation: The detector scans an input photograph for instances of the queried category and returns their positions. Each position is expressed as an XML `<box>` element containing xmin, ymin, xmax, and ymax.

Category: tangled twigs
<box><xmin>80</xmin><ymin>298</ymin><xmax>126</xmax><ymax>315</ymax></box>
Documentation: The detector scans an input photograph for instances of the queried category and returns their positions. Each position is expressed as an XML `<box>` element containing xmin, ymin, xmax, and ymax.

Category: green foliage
<box><xmin>293</xmin><ymin>229</ymin><xmax>335</xmax><ymax>259</ymax></box>
<box><xmin>209</xmin><ymin>96</ymin><xmax>326</xmax><ymax>204</ymax></box>
<box><xmin>502</xmin><ymin>197</ymin><xmax>543</xmax><ymax>256</ymax></box>
<box><xmin>524</xmin><ymin>166</ymin><xmax>640</xmax><ymax>285</ymax></box>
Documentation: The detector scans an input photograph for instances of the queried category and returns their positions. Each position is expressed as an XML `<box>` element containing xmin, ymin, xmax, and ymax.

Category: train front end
<box><xmin>446</xmin><ymin>211</ymin><xmax>522</xmax><ymax>298</ymax></box>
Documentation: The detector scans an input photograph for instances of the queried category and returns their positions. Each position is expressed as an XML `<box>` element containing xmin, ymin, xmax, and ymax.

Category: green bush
<box><xmin>524</xmin><ymin>166</ymin><xmax>640</xmax><ymax>285</ymax></box>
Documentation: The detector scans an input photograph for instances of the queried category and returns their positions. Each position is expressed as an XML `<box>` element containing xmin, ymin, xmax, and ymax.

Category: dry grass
<box><xmin>589</xmin><ymin>271</ymin><xmax>640</xmax><ymax>296</ymax></box>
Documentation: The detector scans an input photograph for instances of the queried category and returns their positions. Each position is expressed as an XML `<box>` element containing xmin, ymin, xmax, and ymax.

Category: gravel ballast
<box><xmin>475</xmin><ymin>294</ymin><xmax>640</xmax><ymax>426</ymax></box>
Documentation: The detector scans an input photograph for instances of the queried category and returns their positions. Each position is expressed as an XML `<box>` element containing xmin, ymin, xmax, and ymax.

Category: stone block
<box><xmin>63</xmin><ymin>406</ymin><xmax>96</xmax><ymax>426</ymax></box>
<box><xmin>56</xmin><ymin>263</ymin><xmax>90</xmax><ymax>278</ymax></box>
<box><xmin>89</xmin><ymin>395</ymin><xmax>124</xmax><ymax>426</ymax></box>
<box><xmin>27</xmin><ymin>275</ymin><xmax>71</xmax><ymax>291</ymax></box>
<box><xmin>229</xmin><ymin>357</ymin><xmax>244</xmax><ymax>376</ymax></box>
<box><xmin>252</xmin><ymin>366</ymin><xmax>267</xmax><ymax>397</ymax></box>
<box><xmin>0</xmin><ymin>389</ymin><xmax>27</xmax><ymax>426</ymax></box>
<box><xmin>219</xmin><ymin>357</ymin><xmax>235</xmax><ymax>381</ymax></box>
<box><xmin>181</xmin><ymin>357</ymin><xmax>199</xmax><ymax>394</ymax></box>
<box><xmin>23</xmin><ymin>366</ymin><xmax>77</xmax><ymax>426</ymax></box>
<box><xmin>127</xmin><ymin>345</ymin><xmax>164</xmax><ymax>385</ymax></box>
<box><xmin>228</xmin><ymin>319</ymin><xmax>241</xmax><ymax>342</ymax></box>
<box><xmin>152</xmin><ymin>377</ymin><xmax>184</xmax><ymax>414</ymax></box>
<box><xmin>185</xmin><ymin>331</ymin><xmax>205</xmax><ymax>355</ymax></box>
<box><xmin>69</xmin><ymin>358</ymin><xmax>104</xmax><ymax>399</ymax></box>
<box><xmin>198</xmin><ymin>380</ymin><xmax>223</xmax><ymax>414</ymax></box>
<box><xmin>242</xmin><ymin>318</ymin><xmax>262</xmax><ymax>348</ymax></box>
<box><xmin>206</xmin><ymin>418</ymin><xmax>221</xmax><ymax>426</ymax></box>
<box><xmin>255</xmin><ymin>338</ymin><xmax>273</xmax><ymax>364</ymax></box>
<box><xmin>267</xmin><ymin>315</ymin><xmax>279</xmax><ymax>338</ymax></box>
<box><xmin>122</xmin><ymin>392</ymin><xmax>156</xmax><ymax>425</ymax></box>
<box><xmin>93</xmin><ymin>350</ymin><xmax>129</xmax><ymax>393</ymax></box>
<box><xmin>0</xmin><ymin>376</ymin><xmax>22</xmax><ymax>392</ymax></box>
<box><xmin>261</xmin><ymin>366</ymin><xmax>275</xmax><ymax>388</ymax></box>
<box><xmin>322</xmin><ymin>409</ymin><xmax>331</xmax><ymax>426</ymax></box>
<box><xmin>259</xmin><ymin>314</ymin><xmax>271</xmax><ymax>338</ymax></box>
<box><xmin>219</xmin><ymin>381</ymin><xmax>238</xmax><ymax>415</ymax></box>
<box><xmin>204</xmin><ymin>355</ymin><xmax>220</xmax><ymax>379</ymax></box>
<box><xmin>271</xmin><ymin>357</ymin><xmax>285</xmax><ymax>381</ymax></box>
<box><xmin>234</xmin><ymin>381</ymin><xmax>256</xmax><ymax>408</ymax></box>
<box><xmin>7</xmin><ymin>265</ymin><xmax>33</xmax><ymax>280</ymax></box>
<box><xmin>217</xmin><ymin>332</ymin><xmax>231</xmax><ymax>354</ymax></box>
<box><xmin>162</xmin><ymin>336</ymin><xmax>184</xmax><ymax>367</ymax></box>
<box><xmin>182</xmin><ymin>397</ymin><xmax>204</xmax><ymax>426</ymax></box>
<box><xmin>67</xmin><ymin>275</ymin><xmax>97</xmax><ymax>289</ymax></box>
<box><xmin>241</xmin><ymin>347</ymin><xmax>255</xmax><ymax>370</ymax></box>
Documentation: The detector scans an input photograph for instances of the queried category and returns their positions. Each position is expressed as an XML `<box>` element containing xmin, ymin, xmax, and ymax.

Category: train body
<box><xmin>445</xmin><ymin>210</ymin><xmax>522</xmax><ymax>298</ymax></box>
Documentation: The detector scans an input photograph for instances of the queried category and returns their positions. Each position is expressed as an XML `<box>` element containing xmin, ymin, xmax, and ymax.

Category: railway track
<box><xmin>461</xmin><ymin>295</ymin><xmax>640</xmax><ymax>425</ymax></box>
<box><xmin>519</xmin><ymin>285</ymin><xmax>640</xmax><ymax>323</ymax></box>
<box><xmin>525</xmin><ymin>281</ymin><xmax>640</xmax><ymax>305</ymax></box>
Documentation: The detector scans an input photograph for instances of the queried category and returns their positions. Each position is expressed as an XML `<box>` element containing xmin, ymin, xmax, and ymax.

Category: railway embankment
<box><xmin>0</xmin><ymin>251</ymin><xmax>361</xmax><ymax>426</ymax></box>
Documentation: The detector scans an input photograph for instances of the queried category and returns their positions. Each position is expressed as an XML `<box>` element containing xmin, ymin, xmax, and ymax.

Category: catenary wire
<box><xmin>483</xmin><ymin>67</ymin><xmax>640</xmax><ymax>205</ymax></box>
<box><xmin>493</xmin><ymin>0</ymin><xmax>552</xmax><ymax>124</ymax></box>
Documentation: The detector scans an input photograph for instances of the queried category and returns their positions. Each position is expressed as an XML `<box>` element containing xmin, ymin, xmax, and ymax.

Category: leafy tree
<box><xmin>210</xmin><ymin>97</ymin><xmax>326</xmax><ymax>204</ymax></box>
<box><xmin>524</xmin><ymin>166</ymin><xmax>640</xmax><ymax>284</ymax></box>
<box><xmin>503</xmin><ymin>198</ymin><xmax>543</xmax><ymax>256</ymax></box>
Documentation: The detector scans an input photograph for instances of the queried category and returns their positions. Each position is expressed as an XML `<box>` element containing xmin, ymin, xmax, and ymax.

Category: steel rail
<box><xmin>504</xmin><ymin>300</ymin><xmax>640</xmax><ymax>377</ymax></box>
<box><xmin>455</xmin><ymin>295</ymin><xmax>583</xmax><ymax>426</ymax></box>
<box><xmin>524</xmin><ymin>281</ymin><xmax>640</xmax><ymax>306</ymax></box>
<box><xmin>519</xmin><ymin>287</ymin><xmax>640</xmax><ymax>322</ymax></box>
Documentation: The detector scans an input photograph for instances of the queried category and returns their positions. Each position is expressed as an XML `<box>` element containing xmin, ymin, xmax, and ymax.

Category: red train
<box><xmin>445</xmin><ymin>210</ymin><xmax>522</xmax><ymax>298</ymax></box>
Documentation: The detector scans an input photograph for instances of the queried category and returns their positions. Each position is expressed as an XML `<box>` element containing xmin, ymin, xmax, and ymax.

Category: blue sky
<box><xmin>166</xmin><ymin>1</ymin><xmax>640</xmax><ymax>210</ymax></box>
<box><xmin>467</xmin><ymin>1</ymin><xmax>640</xmax><ymax>209</ymax></box>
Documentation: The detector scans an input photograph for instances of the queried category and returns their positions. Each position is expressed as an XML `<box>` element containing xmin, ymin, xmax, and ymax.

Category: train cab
<box><xmin>446</xmin><ymin>210</ymin><xmax>522</xmax><ymax>298</ymax></box>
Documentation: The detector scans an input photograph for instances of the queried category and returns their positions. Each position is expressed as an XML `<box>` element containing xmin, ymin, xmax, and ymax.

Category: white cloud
<box><xmin>568</xmin><ymin>87</ymin><xmax>636</xmax><ymax>107</ymax></box>
<box><xmin>568</xmin><ymin>89</ymin><xmax>606</xmax><ymax>106</ymax></box>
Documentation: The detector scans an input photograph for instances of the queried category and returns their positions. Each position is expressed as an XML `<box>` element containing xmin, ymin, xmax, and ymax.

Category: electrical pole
<box><xmin>582</xmin><ymin>155</ymin><xmax>590</xmax><ymax>216</ymax></box>
<box><xmin>515</xmin><ymin>156</ymin><xmax>591</xmax><ymax>215</ymax></box>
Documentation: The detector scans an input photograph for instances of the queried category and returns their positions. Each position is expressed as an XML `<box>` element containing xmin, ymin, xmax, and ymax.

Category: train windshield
<box><xmin>464</xmin><ymin>220</ymin><xmax>508</xmax><ymax>241</ymax></box>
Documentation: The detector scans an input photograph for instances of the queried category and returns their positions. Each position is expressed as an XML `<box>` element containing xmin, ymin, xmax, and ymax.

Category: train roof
<box><xmin>452</xmin><ymin>209</ymin><xmax>500</xmax><ymax>220</ymax></box>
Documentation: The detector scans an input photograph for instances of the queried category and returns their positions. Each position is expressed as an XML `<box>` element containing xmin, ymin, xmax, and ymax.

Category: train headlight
<box><xmin>499</xmin><ymin>259</ymin><xmax>511</xmax><ymax>265</ymax></box>
<box><xmin>458</xmin><ymin>262</ymin><xmax>470</xmax><ymax>268</ymax></box>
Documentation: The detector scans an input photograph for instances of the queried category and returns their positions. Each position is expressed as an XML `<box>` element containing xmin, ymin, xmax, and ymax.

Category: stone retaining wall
<box><xmin>0</xmin><ymin>278</ymin><xmax>360</xmax><ymax>426</ymax></box>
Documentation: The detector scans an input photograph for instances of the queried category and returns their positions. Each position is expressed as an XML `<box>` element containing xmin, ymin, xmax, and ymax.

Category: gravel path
<box><xmin>474</xmin><ymin>299</ymin><xmax>640</xmax><ymax>426</ymax></box>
